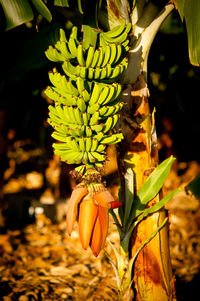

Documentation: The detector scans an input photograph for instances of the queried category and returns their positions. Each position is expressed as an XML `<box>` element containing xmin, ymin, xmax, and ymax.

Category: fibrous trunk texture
<box><xmin>120</xmin><ymin>75</ymin><xmax>176</xmax><ymax>301</ymax></box>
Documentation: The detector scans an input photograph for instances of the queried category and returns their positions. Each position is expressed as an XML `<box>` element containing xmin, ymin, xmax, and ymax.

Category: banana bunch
<box><xmin>45</xmin><ymin>20</ymin><xmax>131</xmax><ymax>172</ymax></box>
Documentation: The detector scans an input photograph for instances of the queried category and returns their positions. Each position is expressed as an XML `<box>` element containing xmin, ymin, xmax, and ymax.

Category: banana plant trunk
<box><xmin>119</xmin><ymin>75</ymin><xmax>176</xmax><ymax>300</ymax></box>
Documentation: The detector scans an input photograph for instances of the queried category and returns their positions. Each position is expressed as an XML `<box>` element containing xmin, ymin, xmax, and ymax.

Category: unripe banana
<box><xmin>91</xmin><ymin>123</ymin><xmax>104</xmax><ymax>133</ymax></box>
<box><xmin>89</xmin><ymin>83</ymin><xmax>101</xmax><ymax>106</ymax></box>
<box><xmin>91</xmin><ymin>49</ymin><xmax>100</xmax><ymax>68</ymax></box>
<box><xmin>102</xmin><ymin>116</ymin><xmax>113</xmax><ymax>133</ymax></box>
<box><xmin>78</xmin><ymin>136</ymin><xmax>85</xmax><ymax>151</ymax></box>
<box><xmin>68</xmin><ymin>37</ymin><xmax>78</xmax><ymax>57</ymax></box>
<box><xmin>98</xmin><ymin>86</ymin><xmax>110</xmax><ymax>105</ymax></box>
<box><xmin>91</xmin><ymin>138</ymin><xmax>98</xmax><ymax>151</ymax></box>
<box><xmin>100</xmin><ymin>133</ymin><xmax>123</xmax><ymax>144</ymax></box>
<box><xmin>101</xmin><ymin>45</ymin><xmax>111</xmax><ymax>67</ymax></box>
<box><xmin>89</xmin><ymin>111</ymin><xmax>100</xmax><ymax>125</ymax></box>
<box><xmin>45</xmin><ymin>21</ymin><xmax>131</xmax><ymax>170</ymax></box>
<box><xmin>86</xmin><ymin>126</ymin><xmax>92</xmax><ymax>137</ymax></box>
<box><xmin>102</xmin><ymin>19</ymin><xmax>126</xmax><ymax>39</ymax></box>
<box><xmin>96</xmin><ymin>46</ymin><xmax>104</xmax><ymax>67</ymax></box>
<box><xmin>87</xmin><ymin>103</ymin><xmax>100</xmax><ymax>115</ymax></box>
<box><xmin>86</xmin><ymin>45</ymin><xmax>95</xmax><ymax>68</ymax></box>
<box><xmin>86</xmin><ymin>137</ymin><xmax>92</xmax><ymax>151</ymax></box>
<box><xmin>77</xmin><ymin>44</ymin><xmax>86</xmax><ymax>66</ymax></box>
<box><xmin>96</xmin><ymin>144</ymin><xmax>106</xmax><ymax>152</ymax></box>
<box><xmin>77</xmin><ymin>96</ymin><xmax>87</xmax><ymax>113</ymax></box>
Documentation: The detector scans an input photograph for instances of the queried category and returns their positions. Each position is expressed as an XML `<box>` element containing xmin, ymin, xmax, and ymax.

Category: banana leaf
<box><xmin>0</xmin><ymin>0</ymin><xmax>34</xmax><ymax>31</ymax></box>
<box><xmin>173</xmin><ymin>0</ymin><xmax>200</xmax><ymax>66</ymax></box>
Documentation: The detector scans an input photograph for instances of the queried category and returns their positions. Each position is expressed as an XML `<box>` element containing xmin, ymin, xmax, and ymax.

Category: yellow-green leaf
<box><xmin>174</xmin><ymin>0</ymin><xmax>200</xmax><ymax>66</ymax></box>
<box><xmin>31</xmin><ymin>0</ymin><xmax>52</xmax><ymax>22</ymax></box>
<box><xmin>0</xmin><ymin>0</ymin><xmax>34</xmax><ymax>30</ymax></box>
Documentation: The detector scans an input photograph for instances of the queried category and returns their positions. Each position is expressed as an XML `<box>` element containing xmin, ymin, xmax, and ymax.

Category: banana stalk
<box><xmin>119</xmin><ymin>76</ymin><xmax>176</xmax><ymax>300</ymax></box>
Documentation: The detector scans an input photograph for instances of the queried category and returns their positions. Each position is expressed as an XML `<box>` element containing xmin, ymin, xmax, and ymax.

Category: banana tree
<box><xmin>1</xmin><ymin>0</ymin><xmax>199</xmax><ymax>300</ymax></box>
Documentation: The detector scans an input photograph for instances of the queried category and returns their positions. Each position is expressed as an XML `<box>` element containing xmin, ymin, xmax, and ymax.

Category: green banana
<box><xmin>102</xmin><ymin>19</ymin><xmax>126</xmax><ymax>39</ymax></box>
<box><xmin>59</xmin><ymin>28</ymin><xmax>67</xmax><ymax>42</ymax></box>
<box><xmin>77</xmin><ymin>96</ymin><xmax>87</xmax><ymax>112</ymax></box>
<box><xmin>85</xmin><ymin>45</ymin><xmax>95</xmax><ymax>68</ymax></box>
<box><xmin>98</xmin><ymin>86</ymin><xmax>110</xmax><ymax>104</ymax></box>
<box><xmin>88</xmin><ymin>67</ymin><xmax>94</xmax><ymax>79</ymax></box>
<box><xmin>100</xmin><ymin>67</ymin><xmax>107</xmax><ymax>79</ymax></box>
<box><xmin>86</xmin><ymin>126</ymin><xmax>92</xmax><ymax>137</ymax></box>
<box><xmin>68</xmin><ymin>37</ymin><xmax>78</xmax><ymax>57</ymax></box>
<box><xmin>115</xmin><ymin>43</ymin><xmax>122</xmax><ymax>65</ymax></box>
<box><xmin>91</xmin><ymin>49</ymin><xmax>100</xmax><ymax>67</ymax></box>
<box><xmin>51</xmin><ymin>132</ymin><xmax>69</xmax><ymax>142</ymax></box>
<box><xmin>77</xmin><ymin>44</ymin><xmax>86</xmax><ymax>66</ymax></box>
<box><xmin>100</xmin><ymin>133</ymin><xmax>123</xmax><ymax>144</ymax></box>
<box><xmin>99</xmin><ymin>106</ymin><xmax>108</xmax><ymax>116</ymax></box>
<box><xmin>62</xmin><ymin>60</ymin><xmax>77</xmax><ymax>79</ymax></box>
<box><xmin>79</xmin><ymin>65</ymin><xmax>87</xmax><ymax>78</ymax></box>
<box><xmin>91</xmin><ymin>138</ymin><xmax>98</xmax><ymax>151</ymax></box>
<box><xmin>91</xmin><ymin>123</ymin><xmax>104</xmax><ymax>133</ymax></box>
<box><xmin>94</xmin><ymin>67</ymin><xmax>101</xmax><ymax>80</ymax></box>
<box><xmin>89</xmin><ymin>82</ymin><xmax>101</xmax><ymax>105</ymax></box>
<box><xmin>70</xmin><ymin>137</ymin><xmax>80</xmax><ymax>151</ymax></box>
<box><xmin>82</xmin><ymin>112</ymin><xmax>89</xmax><ymax>125</ymax></box>
<box><xmin>101</xmin><ymin>45</ymin><xmax>111</xmax><ymax>67</ymax></box>
<box><xmin>96</xmin><ymin>46</ymin><xmax>104</xmax><ymax>67</ymax></box>
<box><xmin>109</xmin><ymin>44</ymin><xmax>117</xmax><ymax>65</ymax></box>
<box><xmin>78</xmin><ymin>136</ymin><xmax>85</xmax><ymax>152</ymax></box>
<box><xmin>87</xmin><ymin>103</ymin><xmax>100</xmax><ymax>114</ymax></box>
<box><xmin>45</xmin><ymin>21</ymin><xmax>131</xmax><ymax>170</ymax></box>
<box><xmin>90</xmin><ymin>151</ymin><xmax>106</xmax><ymax>162</ymax></box>
<box><xmin>96</xmin><ymin>144</ymin><xmax>106</xmax><ymax>152</ymax></box>
<box><xmin>102</xmin><ymin>116</ymin><xmax>114</xmax><ymax>133</ymax></box>
<box><xmin>74</xmin><ymin>107</ymin><xmax>83</xmax><ymax>125</ymax></box>
<box><xmin>86</xmin><ymin>137</ymin><xmax>92</xmax><ymax>151</ymax></box>
<box><xmin>76</xmin><ymin>77</ymin><xmax>85</xmax><ymax>95</ymax></box>
<box><xmin>82</xmin><ymin>89</ymin><xmax>90</xmax><ymax>102</ymax></box>
<box><xmin>89</xmin><ymin>111</ymin><xmax>99</xmax><ymax>125</ymax></box>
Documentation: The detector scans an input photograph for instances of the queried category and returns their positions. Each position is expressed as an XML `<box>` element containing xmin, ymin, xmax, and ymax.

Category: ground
<box><xmin>0</xmin><ymin>140</ymin><xmax>200</xmax><ymax>300</ymax></box>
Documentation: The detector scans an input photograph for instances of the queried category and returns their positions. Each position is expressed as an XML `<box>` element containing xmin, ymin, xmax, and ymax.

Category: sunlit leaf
<box><xmin>129</xmin><ymin>156</ymin><xmax>175</xmax><ymax>219</ymax></box>
<box><xmin>54</xmin><ymin>0</ymin><xmax>69</xmax><ymax>7</ymax></box>
<box><xmin>173</xmin><ymin>0</ymin><xmax>200</xmax><ymax>66</ymax></box>
<box><xmin>121</xmin><ymin>188</ymin><xmax>180</xmax><ymax>253</ymax></box>
<box><xmin>0</xmin><ymin>0</ymin><xmax>34</xmax><ymax>31</ymax></box>
<box><xmin>31</xmin><ymin>0</ymin><xmax>52</xmax><ymax>22</ymax></box>
<box><xmin>136</xmin><ymin>188</ymin><xmax>181</xmax><ymax>223</ymax></box>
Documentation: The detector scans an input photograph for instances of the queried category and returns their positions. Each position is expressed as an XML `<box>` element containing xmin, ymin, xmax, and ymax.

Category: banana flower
<box><xmin>66</xmin><ymin>180</ymin><xmax>121</xmax><ymax>257</ymax></box>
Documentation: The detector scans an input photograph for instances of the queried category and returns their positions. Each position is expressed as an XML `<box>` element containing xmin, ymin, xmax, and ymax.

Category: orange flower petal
<box><xmin>66</xmin><ymin>187</ymin><xmax>88</xmax><ymax>235</ymax></box>
<box><xmin>78</xmin><ymin>198</ymin><xmax>98</xmax><ymax>250</ymax></box>
<box><xmin>98</xmin><ymin>206</ymin><xmax>109</xmax><ymax>249</ymax></box>
<box><xmin>90</xmin><ymin>215</ymin><xmax>102</xmax><ymax>257</ymax></box>
<box><xmin>95</xmin><ymin>190</ymin><xmax>115</xmax><ymax>208</ymax></box>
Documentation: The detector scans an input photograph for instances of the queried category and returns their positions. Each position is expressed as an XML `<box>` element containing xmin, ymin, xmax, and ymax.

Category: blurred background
<box><xmin>0</xmin><ymin>6</ymin><xmax>199</xmax><ymax>301</ymax></box>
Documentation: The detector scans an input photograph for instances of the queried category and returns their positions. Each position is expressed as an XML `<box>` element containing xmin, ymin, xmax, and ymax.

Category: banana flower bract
<box><xmin>66</xmin><ymin>176</ymin><xmax>121</xmax><ymax>256</ymax></box>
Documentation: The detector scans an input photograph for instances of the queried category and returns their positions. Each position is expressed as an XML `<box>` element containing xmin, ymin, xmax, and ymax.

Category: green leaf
<box><xmin>31</xmin><ymin>0</ymin><xmax>52</xmax><ymax>22</ymax></box>
<box><xmin>54</xmin><ymin>0</ymin><xmax>69</xmax><ymax>7</ymax></box>
<box><xmin>185</xmin><ymin>174</ymin><xmax>200</xmax><ymax>199</ymax></box>
<box><xmin>129</xmin><ymin>156</ymin><xmax>175</xmax><ymax>220</ymax></box>
<box><xmin>174</xmin><ymin>0</ymin><xmax>200</xmax><ymax>66</ymax></box>
<box><xmin>121</xmin><ymin>187</ymin><xmax>180</xmax><ymax>253</ymax></box>
<box><xmin>0</xmin><ymin>0</ymin><xmax>34</xmax><ymax>30</ymax></box>
<box><xmin>136</xmin><ymin>188</ymin><xmax>181</xmax><ymax>223</ymax></box>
